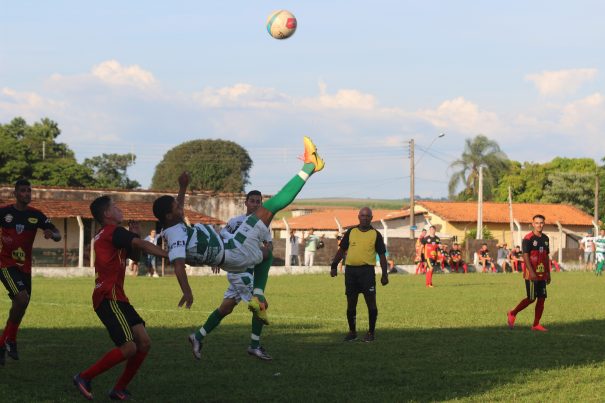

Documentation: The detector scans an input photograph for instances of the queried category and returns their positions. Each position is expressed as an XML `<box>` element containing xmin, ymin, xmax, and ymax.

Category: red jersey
<box><xmin>0</xmin><ymin>204</ymin><xmax>56</xmax><ymax>273</ymax></box>
<box><xmin>92</xmin><ymin>224</ymin><xmax>138</xmax><ymax>309</ymax></box>
<box><xmin>422</xmin><ymin>235</ymin><xmax>441</xmax><ymax>260</ymax></box>
<box><xmin>522</xmin><ymin>231</ymin><xmax>550</xmax><ymax>280</ymax></box>
<box><xmin>450</xmin><ymin>249</ymin><xmax>462</xmax><ymax>262</ymax></box>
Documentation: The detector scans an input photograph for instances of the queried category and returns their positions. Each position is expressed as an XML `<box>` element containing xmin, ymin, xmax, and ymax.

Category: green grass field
<box><xmin>2</xmin><ymin>272</ymin><xmax>605</xmax><ymax>402</ymax></box>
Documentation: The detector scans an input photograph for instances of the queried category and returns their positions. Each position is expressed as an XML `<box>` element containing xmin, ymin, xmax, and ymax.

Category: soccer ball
<box><xmin>266</xmin><ymin>10</ymin><xmax>297</xmax><ymax>39</ymax></box>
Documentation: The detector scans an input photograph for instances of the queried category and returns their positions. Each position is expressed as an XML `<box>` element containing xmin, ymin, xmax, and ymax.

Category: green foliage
<box><xmin>464</xmin><ymin>226</ymin><xmax>494</xmax><ymax>241</ymax></box>
<box><xmin>448</xmin><ymin>135</ymin><xmax>510</xmax><ymax>200</ymax></box>
<box><xmin>4</xmin><ymin>274</ymin><xmax>605</xmax><ymax>401</ymax></box>
<box><xmin>83</xmin><ymin>153</ymin><xmax>140</xmax><ymax>189</ymax></box>
<box><xmin>0</xmin><ymin>117</ymin><xmax>139</xmax><ymax>188</ymax></box>
<box><xmin>151</xmin><ymin>139</ymin><xmax>252</xmax><ymax>192</ymax></box>
<box><xmin>492</xmin><ymin>157</ymin><xmax>603</xmax><ymax>215</ymax></box>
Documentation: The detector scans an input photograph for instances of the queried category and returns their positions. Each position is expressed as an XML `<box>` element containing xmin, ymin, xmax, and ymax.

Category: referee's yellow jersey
<box><xmin>340</xmin><ymin>226</ymin><xmax>386</xmax><ymax>266</ymax></box>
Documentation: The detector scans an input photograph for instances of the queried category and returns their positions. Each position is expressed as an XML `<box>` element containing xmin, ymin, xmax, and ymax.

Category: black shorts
<box><xmin>95</xmin><ymin>299</ymin><xmax>145</xmax><ymax>346</ymax></box>
<box><xmin>0</xmin><ymin>266</ymin><xmax>32</xmax><ymax>299</ymax></box>
<box><xmin>525</xmin><ymin>280</ymin><xmax>547</xmax><ymax>301</ymax></box>
<box><xmin>344</xmin><ymin>265</ymin><xmax>376</xmax><ymax>296</ymax></box>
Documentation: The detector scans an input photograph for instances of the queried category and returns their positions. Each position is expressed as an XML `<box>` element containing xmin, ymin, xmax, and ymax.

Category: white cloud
<box><xmin>525</xmin><ymin>68</ymin><xmax>597</xmax><ymax>96</ymax></box>
<box><xmin>91</xmin><ymin>60</ymin><xmax>157</xmax><ymax>89</ymax></box>
<box><xmin>299</xmin><ymin>81</ymin><xmax>377</xmax><ymax>110</ymax></box>
<box><xmin>417</xmin><ymin>97</ymin><xmax>501</xmax><ymax>134</ymax></box>
<box><xmin>560</xmin><ymin>93</ymin><xmax>605</xmax><ymax>133</ymax></box>
<box><xmin>194</xmin><ymin>83</ymin><xmax>291</xmax><ymax>108</ymax></box>
<box><xmin>0</xmin><ymin>88</ymin><xmax>65</xmax><ymax>121</ymax></box>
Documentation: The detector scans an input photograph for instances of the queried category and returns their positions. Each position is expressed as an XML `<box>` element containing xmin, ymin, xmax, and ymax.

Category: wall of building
<box><xmin>0</xmin><ymin>186</ymin><xmax>247</xmax><ymax>223</ymax></box>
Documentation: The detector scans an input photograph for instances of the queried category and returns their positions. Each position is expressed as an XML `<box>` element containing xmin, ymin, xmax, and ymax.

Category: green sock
<box><xmin>597</xmin><ymin>262</ymin><xmax>604</xmax><ymax>275</ymax></box>
<box><xmin>262</xmin><ymin>163</ymin><xmax>315</xmax><ymax>214</ymax></box>
<box><xmin>253</xmin><ymin>252</ymin><xmax>273</xmax><ymax>296</ymax></box>
<box><xmin>250</xmin><ymin>316</ymin><xmax>264</xmax><ymax>348</ymax></box>
<box><xmin>195</xmin><ymin>309</ymin><xmax>224</xmax><ymax>341</ymax></box>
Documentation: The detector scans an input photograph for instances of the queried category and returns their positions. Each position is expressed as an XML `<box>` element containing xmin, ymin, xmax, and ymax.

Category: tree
<box><xmin>0</xmin><ymin>117</ymin><xmax>139</xmax><ymax>189</ymax></box>
<box><xmin>83</xmin><ymin>153</ymin><xmax>140</xmax><ymax>189</ymax></box>
<box><xmin>448</xmin><ymin>135</ymin><xmax>509</xmax><ymax>200</ymax></box>
<box><xmin>151</xmin><ymin>140</ymin><xmax>252</xmax><ymax>192</ymax></box>
<box><xmin>492</xmin><ymin>157</ymin><xmax>603</xmax><ymax>215</ymax></box>
<box><xmin>0</xmin><ymin>117</ymin><xmax>95</xmax><ymax>186</ymax></box>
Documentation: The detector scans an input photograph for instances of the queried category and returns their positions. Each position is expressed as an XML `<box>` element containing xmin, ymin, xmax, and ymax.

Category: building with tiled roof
<box><xmin>0</xmin><ymin>198</ymin><xmax>222</xmax><ymax>268</ymax></box>
<box><xmin>416</xmin><ymin>200</ymin><xmax>595</xmax><ymax>254</ymax></box>
<box><xmin>272</xmin><ymin>208</ymin><xmax>427</xmax><ymax>242</ymax></box>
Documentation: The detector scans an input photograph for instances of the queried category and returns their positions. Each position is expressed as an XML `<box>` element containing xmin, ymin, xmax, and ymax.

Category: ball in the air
<box><xmin>266</xmin><ymin>10</ymin><xmax>297</xmax><ymax>39</ymax></box>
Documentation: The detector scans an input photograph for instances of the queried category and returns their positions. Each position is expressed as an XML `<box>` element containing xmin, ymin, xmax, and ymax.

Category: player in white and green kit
<box><xmin>152</xmin><ymin>136</ymin><xmax>324</xmax><ymax>348</ymax></box>
<box><xmin>187</xmin><ymin>190</ymin><xmax>273</xmax><ymax>360</ymax></box>
<box><xmin>595</xmin><ymin>229</ymin><xmax>605</xmax><ymax>276</ymax></box>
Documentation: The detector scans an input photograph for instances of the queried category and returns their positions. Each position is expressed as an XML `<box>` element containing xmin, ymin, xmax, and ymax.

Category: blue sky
<box><xmin>1</xmin><ymin>1</ymin><xmax>604</xmax><ymax>199</ymax></box>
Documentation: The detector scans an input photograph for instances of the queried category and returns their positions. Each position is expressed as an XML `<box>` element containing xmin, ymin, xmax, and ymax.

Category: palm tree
<box><xmin>448</xmin><ymin>135</ymin><xmax>509</xmax><ymax>200</ymax></box>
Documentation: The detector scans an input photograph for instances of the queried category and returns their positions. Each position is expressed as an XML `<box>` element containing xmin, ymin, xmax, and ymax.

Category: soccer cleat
<box><xmin>188</xmin><ymin>333</ymin><xmax>203</xmax><ymax>360</ymax></box>
<box><xmin>5</xmin><ymin>340</ymin><xmax>18</xmax><ymax>360</ymax></box>
<box><xmin>0</xmin><ymin>345</ymin><xmax>5</xmax><ymax>366</ymax></box>
<box><xmin>363</xmin><ymin>332</ymin><xmax>375</xmax><ymax>343</ymax></box>
<box><xmin>247</xmin><ymin>346</ymin><xmax>273</xmax><ymax>361</ymax></box>
<box><xmin>302</xmin><ymin>136</ymin><xmax>325</xmax><ymax>173</ymax></box>
<box><xmin>248</xmin><ymin>297</ymin><xmax>270</xmax><ymax>325</ymax></box>
<box><xmin>507</xmin><ymin>311</ymin><xmax>516</xmax><ymax>329</ymax></box>
<box><xmin>73</xmin><ymin>373</ymin><xmax>94</xmax><ymax>401</ymax></box>
<box><xmin>531</xmin><ymin>324</ymin><xmax>548</xmax><ymax>332</ymax></box>
<box><xmin>109</xmin><ymin>388</ymin><xmax>131</xmax><ymax>401</ymax></box>
<box><xmin>343</xmin><ymin>331</ymin><xmax>358</xmax><ymax>342</ymax></box>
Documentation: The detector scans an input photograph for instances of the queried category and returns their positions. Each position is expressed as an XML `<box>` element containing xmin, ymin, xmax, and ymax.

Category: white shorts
<box><xmin>222</xmin><ymin>216</ymin><xmax>268</xmax><ymax>273</ymax></box>
<box><xmin>223</xmin><ymin>271</ymin><xmax>254</xmax><ymax>303</ymax></box>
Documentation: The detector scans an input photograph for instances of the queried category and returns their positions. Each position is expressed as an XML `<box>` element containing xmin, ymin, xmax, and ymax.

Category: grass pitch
<box><xmin>1</xmin><ymin>272</ymin><xmax>605</xmax><ymax>402</ymax></box>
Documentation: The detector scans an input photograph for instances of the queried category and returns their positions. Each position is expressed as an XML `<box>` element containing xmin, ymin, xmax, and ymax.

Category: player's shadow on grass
<box><xmin>8</xmin><ymin>320</ymin><xmax>605</xmax><ymax>402</ymax></box>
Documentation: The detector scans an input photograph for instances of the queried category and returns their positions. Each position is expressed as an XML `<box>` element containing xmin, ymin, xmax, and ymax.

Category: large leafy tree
<box><xmin>448</xmin><ymin>135</ymin><xmax>509</xmax><ymax>200</ymax></box>
<box><xmin>151</xmin><ymin>139</ymin><xmax>252</xmax><ymax>192</ymax></box>
<box><xmin>1</xmin><ymin>117</ymin><xmax>139</xmax><ymax>188</ymax></box>
<box><xmin>493</xmin><ymin>157</ymin><xmax>604</xmax><ymax>216</ymax></box>
<box><xmin>84</xmin><ymin>153</ymin><xmax>140</xmax><ymax>189</ymax></box>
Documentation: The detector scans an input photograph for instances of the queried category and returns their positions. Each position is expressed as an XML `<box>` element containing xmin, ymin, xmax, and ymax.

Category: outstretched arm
<box><xmin>173</xmin><ymin>258</ymin><xmax>194</xmax><ymax>308</ymax></box>
<box><xmin>177</xmin><ymin>171</ymin><xmax>190</xmax><ymax>210</ymax></box>
<box><xmin>131</xmin><ymin>238</ymin><xmax>168</xmax><ymax>259</ymax></box>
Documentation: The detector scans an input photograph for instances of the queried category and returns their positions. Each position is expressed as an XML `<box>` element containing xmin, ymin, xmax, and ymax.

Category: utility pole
<box><xmin>508</xmin><ymin>186</ymin><xmax>515</xmax><ymax>246</ymax></box>
<box><xmin>477</xmin><ymin>166</ymin><xmax>484</xmax><ymax>240</ymax></box>
<box><xmin>409</xmin><ymin>139</ymin><xmax>415</xmax><ymax>239</ymax></box>
<box><xmin>42</xmin><ymin>141</ymin><xmax>46</xmax><ymax>160</ymax></box>
<box><xmin>596</xmin><ymin>173</ymin><xmax>600</xmax><ymax>224</ymax></box>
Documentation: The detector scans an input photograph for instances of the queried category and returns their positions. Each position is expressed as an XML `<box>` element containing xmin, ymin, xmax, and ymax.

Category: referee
<box><xmin>330</xmin><ymin>207</ymin><xmax>389</xmax><ymax>342</ymax></box>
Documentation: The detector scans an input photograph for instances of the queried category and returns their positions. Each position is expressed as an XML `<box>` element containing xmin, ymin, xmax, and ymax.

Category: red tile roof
<box><xmin>417</xmin><ymin>201</ymin><xmax>594</xmax><ymax>226</ymax></box>
<box><xmin>0</xmin><ymin>199</ymin><xmax>222</xmax><ymax>225</ymax></box>
<box><xmin>272</xmin><ymin>209</ymin><xmax>411</xmax><ymax>231</ymax></box>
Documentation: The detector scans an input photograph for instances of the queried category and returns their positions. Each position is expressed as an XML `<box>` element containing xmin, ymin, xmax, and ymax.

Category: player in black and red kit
<box><xmin>507</xmin><ymin>214</ymin><xmax>551</xmax><ymax>332</ymax></box>
<box><xmin>421</xmin><ymin>226</ymin><xmax>440</xmax><ymax>288</ymax></box>
<box><xmin>0</xmin><ymin>179</ymin><xmax>61</xmax><ymax>366</ymax></box>
<box><xmin>449</xmin><ymin>243</ymin><xmax>468</xmax><ymax>273</ymax></box>
<box><xmin>73</xmin><ymin>196</ymin><xmax>167</xmax><ymax>401</ymax></box>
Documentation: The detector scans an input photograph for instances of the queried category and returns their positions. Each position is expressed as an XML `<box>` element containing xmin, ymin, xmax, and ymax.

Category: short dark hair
<box><xmin>533</xmin><ymin>214</ymin><xmax>546</xmax><ymax>221</ymax></box>
<box><xmin>482</xmin><ymin>243</ymin><xmax>488</xmax><ymax>246</ymax></box>
<box><xmin>90</xmin><ymin>196</ymin><xmax>112</xmax><ymax>225</ymax></box>
<box><xmin>14</xmin><ymin>179</ymin><xmax>31</xmax><ymax>190</ymax></box>
<box><xmin>429</xmin><ymin>226</ymin><xmax>436</xmax><ymax>230</ymax></box>
<box><xmin>246</xmin><ymin>190</ymin><xmax>262</xmax><ymax>201</ymax></box>
<box><xmin>153</xmin><ymin>195</ymin><xmax>175</xmax><ymax>225</ymax></box>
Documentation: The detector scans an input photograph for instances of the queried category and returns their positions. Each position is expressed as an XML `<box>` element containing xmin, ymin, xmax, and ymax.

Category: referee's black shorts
<box><xmin>344</xmin><ymin>265</ymin><xmax>376</xmax><ymax>296</ymax></box>
<box><xmin>525</xmin><ymin>280</ymin><xmax>547</xmax><ymax>301</ymax></box>
<box><xmin>0</xmin><ymin>266</ymin><xmax>32</xmax><ymax>299</ymax></box>
<box><xmin>95</xmin><ymin>299</ymin><xmax>145</xmax><ymax>346</ymax></box>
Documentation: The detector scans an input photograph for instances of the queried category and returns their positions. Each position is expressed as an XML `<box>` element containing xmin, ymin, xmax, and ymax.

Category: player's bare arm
<box><xmin>173</xmin><ymin>258</ymin><xmax>194</xmax><ymax>308</ymax></box>
<box><xmin>131</xmin><ymin>238</ymin><xmax>168</xmax><ymax>259</ymax></box>
<box><xmin>378</xmin><ymin>253</ymin><xmax>389</xmax><ymax>286</ymax></box>
<box><xmin>43</xmin><ymin>227</ymin><xmax>62</xmax><ymax>241</ymax></box>
<box><xmin>177</xmin><ymin>171</ymin><xmax>190</xmax><ymax>210</ymax></box>
<box><xmin>330</xmin><ymin>248</ymin><xmax>345</xmax><ymax>277</ymax></box>
<box><xmin>522</xmin><ymin>252</ymin><xmax>537</xmax><ymax>280</ymax></box>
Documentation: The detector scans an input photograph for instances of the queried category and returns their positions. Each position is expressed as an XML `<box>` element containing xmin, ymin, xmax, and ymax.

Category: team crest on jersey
<box><xmin>4</xmin><ymin>214</ymin><xmax>13</xmax><ymax>223</ymax></box>
<box><xmin>28</xmin><ymin>217</ymin><xmax>38</xmax><ymax>224</ymax></box>
<box><xmin>533</xmin><ymin>240</ymin><xmax>538</xmax><ymax>246</ymax></box>
<box><xmin>16</xmin><ymin>224</ymin><xmax>25</xmax><ymax>234</ymax></box>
